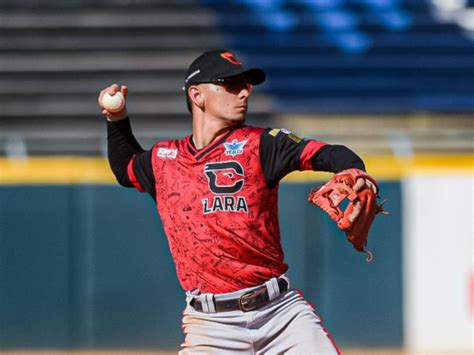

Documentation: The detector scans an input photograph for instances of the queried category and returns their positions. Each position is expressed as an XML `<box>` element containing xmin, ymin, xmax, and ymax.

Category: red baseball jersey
<box><xmin>127</xmin><ymin>125</ymin><xmax>326</xmax><ymax>293</ymax></box>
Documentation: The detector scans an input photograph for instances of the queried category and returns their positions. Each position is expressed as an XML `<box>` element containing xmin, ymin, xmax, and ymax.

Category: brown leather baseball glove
<box><xmin>308</xmin><ymin>168</ymin><xmax>386</xmax><ymax>262</ymax></box>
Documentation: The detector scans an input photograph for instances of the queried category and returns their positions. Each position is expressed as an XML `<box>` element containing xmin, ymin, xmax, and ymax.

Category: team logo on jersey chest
<box><xmin>202</xmin><ymin>161</ymin><xmax>248</xmax><ymax>214</ymax></box>
<box><xmin>204</xmin><ymin>161</ymin><xmax>244</xmax><ymax>194</ymax></box>
<box><xmin>223</xmin><ymin>139</ymin><xmax>247</xmax><ymax>157</ymax></box>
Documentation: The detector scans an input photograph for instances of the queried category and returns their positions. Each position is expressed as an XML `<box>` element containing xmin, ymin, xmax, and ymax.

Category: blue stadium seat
<box><xmin>200</xmin><ymin>0</ymin><xmax>474</xmax><ymax>113</ymax></box>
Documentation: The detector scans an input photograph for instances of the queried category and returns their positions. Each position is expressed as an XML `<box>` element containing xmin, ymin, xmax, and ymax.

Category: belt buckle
<box><xmin>238</xmin><ymin>290</ymin><xmax>259</xmax><ymax>312</ymax></box>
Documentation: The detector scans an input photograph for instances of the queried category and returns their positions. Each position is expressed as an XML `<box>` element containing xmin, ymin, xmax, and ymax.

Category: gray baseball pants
<box><xmin>179</xmin><ymin>277</ymin><xmax>340</xmax><ymax>354</ymax></box>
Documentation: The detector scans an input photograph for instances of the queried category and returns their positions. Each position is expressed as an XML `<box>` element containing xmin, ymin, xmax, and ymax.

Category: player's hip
<box><xmin>184</xmin><ymin>274</ymin><xmax>290</xmax><ymax>315</ymax></box>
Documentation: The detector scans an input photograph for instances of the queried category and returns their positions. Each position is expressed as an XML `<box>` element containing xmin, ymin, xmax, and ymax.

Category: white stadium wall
<box><xmin>403</xmin><ymin>174</ymin><xmax>474</xmax><ymax>353</ymax></box>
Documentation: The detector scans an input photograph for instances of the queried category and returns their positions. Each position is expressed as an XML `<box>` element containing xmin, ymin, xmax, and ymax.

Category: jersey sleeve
<box><xmin>127</xmin><ymin>150</ymin><xmax>156</xmax><ymax>199</ymax></box>
<box><xmin>259</xmin><ymin>128</ymin><xmax>327</xmax><ymax>188</ymax></box>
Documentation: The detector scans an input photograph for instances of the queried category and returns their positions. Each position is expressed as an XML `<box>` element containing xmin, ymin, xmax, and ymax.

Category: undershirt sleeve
<box><xmin>311</xmin><ymin>145</ymin><xmax>366</xmax><ymax>173</ymax></box>
<box><xmin>107</xmin><ymin>118</ymin><xmax>156</xmax><ymax>198</ymax></box>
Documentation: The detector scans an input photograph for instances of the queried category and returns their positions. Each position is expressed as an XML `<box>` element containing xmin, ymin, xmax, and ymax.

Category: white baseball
<box><xmin>102</xmin><ymin>92</ymin><xmax>125</xmax><ymax>112</ymax></box>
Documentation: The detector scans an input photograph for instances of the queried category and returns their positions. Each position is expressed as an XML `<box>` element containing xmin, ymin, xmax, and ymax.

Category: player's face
<box><xmin>202</xmin><ymin>75</ymin><xmax>253</xmax><ymax>123</ymax></box>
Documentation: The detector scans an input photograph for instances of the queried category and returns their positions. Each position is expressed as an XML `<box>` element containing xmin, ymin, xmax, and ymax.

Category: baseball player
<box><xmin>98</xmin><ymin>49</ymin><xmax>380</xmax><ymax>354</ymax></box>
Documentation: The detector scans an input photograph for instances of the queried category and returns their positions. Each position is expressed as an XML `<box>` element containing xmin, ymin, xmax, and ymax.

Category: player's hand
<box><xmin>98</xmin><ymin>84</ymin><xmax>128</xmax><ymax>121</ymax></box>
<box><xmin>354</xmin><ymin>176</ymin><xmax>378</xmax><ymax>194</ymax></box>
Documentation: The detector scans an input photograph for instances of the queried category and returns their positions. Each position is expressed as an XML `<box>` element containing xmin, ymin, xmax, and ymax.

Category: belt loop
<box><xmin>265</xmin><ymin>277</ymin><xmax>280</xmax><ymax>301</ymax></box>
<box><xmin>280</xmin><ymin>274</ymin><xmax>290</xmax><ymax>289</ymax></box>
<box><xmin>202</xmin><ymin>293</ymin><xmax>216</xmax><ymax>313</ymax></box>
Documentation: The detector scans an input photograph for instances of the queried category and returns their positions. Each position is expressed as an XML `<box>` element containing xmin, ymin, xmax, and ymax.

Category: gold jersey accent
<box><xmin>269</xmin><ymin>127</ymin><xmax>303</xmax><ymax>144</ymax></box>
<box><xmin>268</xmin><ymin>128</ymin><xmax>280</xmax><ymax>137</ymax></box>
<box><xmin>287</xmin><ymin>133</ymin><xmax>302</xmax><ymax>143</ymax></box>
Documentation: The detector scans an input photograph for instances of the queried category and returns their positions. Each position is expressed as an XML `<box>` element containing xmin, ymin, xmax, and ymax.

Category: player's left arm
<box><xmin>309</xmin><ymin>144</ymin><xmax>365</xmax><ymax>173</ymax></box>
<box><xmin>259</xmin><ymin>128</ymin><xmax>366</xmax><ymax>189</ymax></box>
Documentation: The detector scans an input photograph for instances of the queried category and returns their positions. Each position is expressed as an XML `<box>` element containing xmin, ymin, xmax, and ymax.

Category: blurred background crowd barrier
<box><xmin>0</xmin><ymin>0</ymin><xmax>473</xmax><ymax>353</ymax></box>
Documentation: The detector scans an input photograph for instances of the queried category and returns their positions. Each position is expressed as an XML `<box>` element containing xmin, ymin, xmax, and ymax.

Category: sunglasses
<box><xmin>183</xmin><ymin>76</ymin><xmax>252</xmax><ymax>93</ymax></box>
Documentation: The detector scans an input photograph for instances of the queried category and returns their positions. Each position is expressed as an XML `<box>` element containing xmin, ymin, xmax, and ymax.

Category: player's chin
<box><xmin>228</xmin><ymin>113</ymin><xmax>246</xmax><ymax>124</ymax></box>
<box><xmin>233</xmin><ymin>108</ymin><xmax>247</xmax><ymax>120</ymax></box>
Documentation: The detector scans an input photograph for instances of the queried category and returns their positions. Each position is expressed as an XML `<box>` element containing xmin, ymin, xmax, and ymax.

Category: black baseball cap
<box><xmin>183</xmin><ymin>49</ymin><xmax>266</xmax><ymax>89</ymax></box>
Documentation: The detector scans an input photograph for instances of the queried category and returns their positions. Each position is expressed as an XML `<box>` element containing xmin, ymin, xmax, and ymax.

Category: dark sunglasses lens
<box><xmin>223</xmin><ymin>77</ymin><xmax>250</xmax><ymax>90</ymax></box>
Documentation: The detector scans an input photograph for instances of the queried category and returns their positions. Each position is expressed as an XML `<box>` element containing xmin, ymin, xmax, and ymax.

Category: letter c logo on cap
<box><xmin>221</xmin><ymin>52</ymin><xmax>241</xmax><ymax>65</ymax></box>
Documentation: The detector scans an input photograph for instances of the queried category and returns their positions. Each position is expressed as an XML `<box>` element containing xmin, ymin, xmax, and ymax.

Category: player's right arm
<box><xmin>98</xmin><ymin>84</ymin><xmax>156</xmax><ymax>198</ymax></box>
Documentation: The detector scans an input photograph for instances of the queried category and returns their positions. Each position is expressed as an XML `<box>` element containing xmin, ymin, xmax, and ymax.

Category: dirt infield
<box><xmin>0</xmin><ymin>350</ymin><xmax>472</xmax><ymax>355</ymax></box>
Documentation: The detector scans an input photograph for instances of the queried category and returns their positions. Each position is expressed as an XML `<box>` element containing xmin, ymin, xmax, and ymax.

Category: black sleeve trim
<box><xmin>311</xmin><ymin>144</ymin><xmax>365</xmax><ymax>173</ymax></box>
<box><xmin>107</xmin><ymin>117</ymin><xmax>144</xmax><ymax>187</ymax></box>
<box><xmin>259</xmin><ymin>128</ymin><xmax>310</xmax><ymax>189</ymax></box>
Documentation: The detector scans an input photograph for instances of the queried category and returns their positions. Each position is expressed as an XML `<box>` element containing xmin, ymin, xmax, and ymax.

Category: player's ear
<box><xmin>188</xmin><ymin>85</ymin><xmax>205</xmax><ymax>110</ymax></box>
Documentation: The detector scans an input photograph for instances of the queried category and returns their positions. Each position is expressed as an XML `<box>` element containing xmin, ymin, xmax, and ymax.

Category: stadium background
<box><xmin>0</xmin><ymin>0</ymin><xmax>472</xmax><ymax>354</ymax></box>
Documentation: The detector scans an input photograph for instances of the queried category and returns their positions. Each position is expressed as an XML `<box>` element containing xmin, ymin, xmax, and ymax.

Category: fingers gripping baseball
<box><xmin>98</xmin><ymin>84</ymin><xmax>128</xmax><ymax>121</ymax></box>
